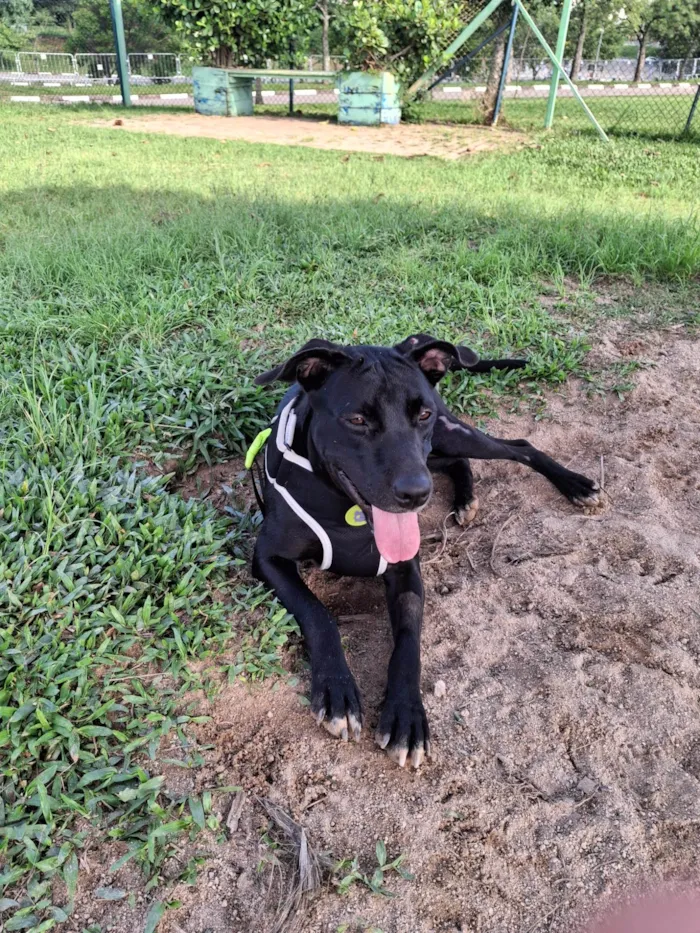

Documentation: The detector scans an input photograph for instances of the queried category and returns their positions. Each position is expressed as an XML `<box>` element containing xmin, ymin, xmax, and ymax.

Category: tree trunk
<box><xmin>633</xmin><ymin>31</ymin><xmax>647</xmax><ymax>82</ymax></box>
<box><xmin>255</xmin><ymin>76</ymin><xmax>263</xmax><ymax>104</ymax></box>
<box><xmin>569</xmin><ymin>8</ymin><xmax>587</xmax><ymax>80</ymax></box>
<box><xmin>319</xmin><ymin>0</ymin><xmax>330</xmax><ymax>71</ymax></box>
<box><xmin>482</xmin><ymin>28</ymin><xmax>507</xmax><ymax>124</ymax></box>
<box><xmin>214</xmin><ymin>46</ymin><xmax>233</xmax><ymax>68</ymax></box>
<box><xmin>517</xmin><ymin>31</ymin><xmax>529</xmax><ymax>81</ymax></box>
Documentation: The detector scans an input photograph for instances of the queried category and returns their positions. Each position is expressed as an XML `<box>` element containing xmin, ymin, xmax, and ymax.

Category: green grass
<box><xmin>408</xmin><ymin>94</ymin><xmax>700</xmax><ymax>140</ymax></box>
<box><xmin>0</xmin><ymin>104</ymin><xmax>699</xmax><ymax>930</ymax></box>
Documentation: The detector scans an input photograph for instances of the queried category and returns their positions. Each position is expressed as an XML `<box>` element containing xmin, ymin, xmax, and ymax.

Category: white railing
<box><xmin>441</xmin><ymin>56</ymin><xmax>700</xmax><ymax>84</ymax></box>
<box><xmin>75</xmin><ymin>53</ymin><xmax>118</xmax><ymax>80</ymax></box>
<box><xmin>17</xmin><ymin>51</ymin><xmax>77</xmax><ymax>76</ymax></box>
<box><xmin>0</xmin><ymin>50</ymin><xmax>21</xmax><ymax>73</ymax></box>
<box><xmin>0</xmin><ymin>51</ymin><xmax>190</xmax><ymax>82</ymax></box>
<box><xmin>1</xmin><ymin>51</ymin><xmax>698</xmax><ymax>87</ymax></box>
<box><xmin>128</xmin><ymin>52</ymin><xmax>180</xmax><ymax>80</ymax></box>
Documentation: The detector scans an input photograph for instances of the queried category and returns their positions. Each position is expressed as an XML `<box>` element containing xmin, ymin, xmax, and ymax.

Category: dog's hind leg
<box><xmin>428</xmin><ymin>455</ymin><xmax>479</xmax><ymax>525</ymax></box>
<box><xmin>431</xmin><ymin>408</ymin><xmax>600</xmax><ymax>507</ymax></box>
<box><xmin>253</xmin><ymin>538</ymin><xmax>363</xmax><ymax>743</ymax></box>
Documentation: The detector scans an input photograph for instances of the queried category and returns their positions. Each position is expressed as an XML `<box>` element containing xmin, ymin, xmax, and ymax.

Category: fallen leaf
<box><xmin>95</xmin><ymin>887</ymin><xmax>127</xmax><ymax>900</ymax></box>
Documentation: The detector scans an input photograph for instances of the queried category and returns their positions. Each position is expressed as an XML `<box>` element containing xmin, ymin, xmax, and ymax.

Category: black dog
<box><xmin>251</xmin><ymin>336</ymin><xmax>599</xmax><ymax>769</ymax></box>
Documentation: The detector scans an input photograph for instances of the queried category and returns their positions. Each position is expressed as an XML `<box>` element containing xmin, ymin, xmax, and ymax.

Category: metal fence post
<box><xmin>544</xmin><ymin>0</ymin><xmax>572</xmax><ymax>128</ymax></box>
<box><xmin>515</xmin><ymin>0</ymin><xmax>608</xmax><ymax>141</ymax></box>
<box><xmin>683</xmin><ymin>84</ymin><xmax>700</xmax><ymax>136</ymax></box>
<box><xmin>109</xmin><ymin>0</ymin><xmax>131</xmax><ymax>106</ymax></box>
<box><xmin>493</xmin><ymin>3</ymin><xmax>519</xmax><ymax>125</ymax></box>
<box><xmin>594</xmin><ymin>28</ymin><xmax>604</xmax><ymax>78</ymax></box>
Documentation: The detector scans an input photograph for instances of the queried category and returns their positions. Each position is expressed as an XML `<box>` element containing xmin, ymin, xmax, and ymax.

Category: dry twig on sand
<box><xmin>257</xmin><ymin>797</ymin><xmax>333</xmax><ymax>933</ymax></box>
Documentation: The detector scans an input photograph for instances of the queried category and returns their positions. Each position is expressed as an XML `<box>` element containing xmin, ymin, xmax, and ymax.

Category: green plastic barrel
<box><xmin>338</xmin><ymin>71</ymin><xmax>401</xmax><ymax>125</ymax></box>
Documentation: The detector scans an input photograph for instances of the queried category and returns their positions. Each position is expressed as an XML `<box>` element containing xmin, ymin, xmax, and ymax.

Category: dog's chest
<box><xmin>262</xmin><ymin>397</ymin><xmax>387</xmax><ymax>578</ymax></box>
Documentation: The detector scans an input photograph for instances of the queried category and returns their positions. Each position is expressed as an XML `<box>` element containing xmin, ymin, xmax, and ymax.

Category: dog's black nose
<box><xmin>393</xmin><ymin>473</ymin><xmax>431</xmax><ymax>509</ymax></box>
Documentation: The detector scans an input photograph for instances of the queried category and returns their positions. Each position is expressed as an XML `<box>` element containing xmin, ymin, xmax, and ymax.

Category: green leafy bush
<box><xmin>155</xmin><ymin>0</ymin><xmax>316</xmax><ymax>68</ymax></box>
<box><xmin>337</xmin><ymin>0</ymin><xmax>466</xmax><ymax>84</ymax></box>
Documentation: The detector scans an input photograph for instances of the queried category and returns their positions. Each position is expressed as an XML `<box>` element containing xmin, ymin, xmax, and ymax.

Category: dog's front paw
<box><xmin>455</xmin><ymin>496</ymin><xmax>479</xmax><ymax>526</ymax></box>
<box><xmin>375</xmin><ymin>688</ymin><xmax>430</xmax><ymax>770</ymax></box>
<box><xmin>311</xmin><ymin>665</ymin><xmax>362</xmax><ymax>743</ymax></box>
<box><xmin>557</xmin><ymin>471</ymin><xmax>601</xmax><ymax>508</ymax></box>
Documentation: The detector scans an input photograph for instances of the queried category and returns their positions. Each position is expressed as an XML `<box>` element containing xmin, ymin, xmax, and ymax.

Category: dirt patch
<box><xmin>70</xmin><ymin>325</ymin><xmax>700</xmax><ymax>933</ymax></box>
<box><xmin>175</xmin><ymin>456</ymin><xmax>248</xmax><ymax>511</ymax></box>
<box><xmin>97</xmin><ymin>113</ymin><xmax>529</xmax><ymax>160</ymax></box>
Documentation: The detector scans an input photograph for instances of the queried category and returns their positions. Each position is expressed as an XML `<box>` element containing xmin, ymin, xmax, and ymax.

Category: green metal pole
<box><xmin>109</xmin><ymin>0</ymin><xmax>131</xmax><ymax>107</ymax></box>
<box><xmin>492</xmin><ymin>3</ymin><xmax>519</xmax><ymax>126</ymax></box>
<box><xmin>682</xmin><ymin>84</ymin><xmax>700</xmax><ymax>137</ymax></box>
<box><xmin>515</xmin><ymin>0</ymin><xmax>608</xmax><ymax>141</ymax></box>
<box><xmin>544</xmin><ymin>0</ymin><xmax>572</xmax><ymax>128</ymax></box>
<box><xmin>407</xmin><ymin>0</ymin><xmax>507</xmax><ymax>98</ymax></box>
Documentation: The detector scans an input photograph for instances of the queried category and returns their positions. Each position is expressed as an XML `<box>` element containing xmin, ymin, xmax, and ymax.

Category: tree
<box><xmin>317</xmin><ymin>0</ymin><xmax>331</xmax><ymax>70</ymax></box>
<box><xmin>155</xmin><ymin>0</ymin><xmax>316</xmax><ymax>68</ymax></box>
<box><xmin>565</xmin><ymin>0</ymin><xmax>628</xmax><ymax>79</ymax></box>
<box><xmin>656</xmin><ymin>0</ymin><xmax>700</xmax><ymax>61</ymax></box>
<box><xmin>337</xmin><ymin>0</ymin><xmax>466</xmax><ymax>86</ymax></box>
<box><xmin>624</xmin><ymin>0</ymin><xmax>680</xmax><ymax>82</ymax></box>
<box><xmin>0</xmin><ymin>0</ymin><xmax>33</xmax><ymax>28</ymax></box>
<box><xmin>569</xmin><ymin>0</ymin><xmax>588</xmax><ymax>79</ymax></box>
<box><xmin>66</xmin><ymin>0</ymin><xmax>178</xmax><ymax>52</ymax></box>
<box><xmin>0</xmin><ymin>18</ymin><xmax>28</xmax><ymax>45</ymax></box>
<box><xmin>479</xmin><ymin>4</ymin><xmax>513</xmax><ymax>122</ymax></box>
<box><xmin>32</xmin><ymin>0</ymin><xmax>79</xmax><ymax>27</ymax></box>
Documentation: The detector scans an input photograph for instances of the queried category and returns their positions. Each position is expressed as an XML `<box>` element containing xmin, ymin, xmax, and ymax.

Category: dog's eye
<box><xmin>349</xmin><ymin>415</ymin><xmax>366</xmax><ymax>426</ymax></box>
<box><xmin>418</xmin><ymin>409</ymin><xmax>432</xmax><ymax>422</ymax></box>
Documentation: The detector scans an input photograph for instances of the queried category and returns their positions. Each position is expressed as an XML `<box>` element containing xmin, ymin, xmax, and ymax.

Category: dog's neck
<box><xmin>290</xmin><ymin>392</ymin><xmax>347</xmax><ymax>496</ymax></box>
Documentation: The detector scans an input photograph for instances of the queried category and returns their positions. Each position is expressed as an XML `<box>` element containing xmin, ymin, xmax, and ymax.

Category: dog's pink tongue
<box><xmin>371</xmin><ymin>507</ymin><xmax>421</xmax><ymax>564</ymax></box>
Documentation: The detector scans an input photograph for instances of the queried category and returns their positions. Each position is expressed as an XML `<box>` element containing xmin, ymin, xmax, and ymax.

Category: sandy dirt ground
<box><xmin>67</xmin><ymin>323</ymin><xmax>700</xmax><ymax>933</ymax></box>
<box><xmin>98</xmin><ymin>113</ymin><xmax>528</xmax><ymax>160</ymax></box>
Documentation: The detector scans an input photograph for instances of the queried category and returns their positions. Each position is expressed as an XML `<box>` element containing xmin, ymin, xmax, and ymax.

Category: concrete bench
<box><xmin>192</xmin><ymin>66</ymin><xmax>336</xmax><ymax>116</ymax></box>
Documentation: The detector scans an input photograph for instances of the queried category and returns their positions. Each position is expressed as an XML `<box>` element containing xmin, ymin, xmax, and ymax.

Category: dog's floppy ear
<box><xmin>397</xmin><ymin>334</ymin><xmax>480</xmax><ymax>384</ymax></box>
<box><xmin>255</xmin><ymin>339</ymin><xmax>352</xmax><ymax>391</ymax></box>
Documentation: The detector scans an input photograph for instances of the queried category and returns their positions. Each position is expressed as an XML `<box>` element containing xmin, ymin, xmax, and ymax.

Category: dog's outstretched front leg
<box><xmin>253</xmin><ymin>543</ymin><xmax>362</xmax><ymax>742</ymax></box>
<box><xmin>432</xmin><ymin>409</ymin><xmax>600</xmax><ymax>508</ymax></box>
<box><xmin>376</xmin><ymin>557</ymin><xmax>430</xmax><ymax>770</ymax></box>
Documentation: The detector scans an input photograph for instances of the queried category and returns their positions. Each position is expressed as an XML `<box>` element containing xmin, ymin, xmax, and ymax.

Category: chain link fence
<box><xmin>429</xmin><ymin>54</ymin><xmax>700</xmax><ymax>138</ymax></box>
<box><xmin>0</xmin><ymin>50</ymin><xmax>342</xmax><ymax>108</ymax></box>
<box><xmin>0</xmin><ymin>45</ymin><xmax>698</xmax><ymax>138</ymax></box>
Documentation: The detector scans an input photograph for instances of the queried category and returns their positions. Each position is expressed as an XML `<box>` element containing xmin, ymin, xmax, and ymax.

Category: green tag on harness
<box><xmin>245</xmin><ymin>427</ymin><xmax>272</xmax><ymax>469</ymax></box>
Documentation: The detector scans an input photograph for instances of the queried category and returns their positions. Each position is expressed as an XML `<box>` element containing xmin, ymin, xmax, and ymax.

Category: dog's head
<box><xmin>255</xmin><ymin>335</ymin><xmax>476</xmax><ymax>563</ymax></box>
